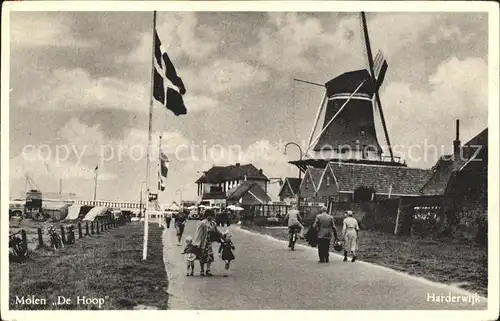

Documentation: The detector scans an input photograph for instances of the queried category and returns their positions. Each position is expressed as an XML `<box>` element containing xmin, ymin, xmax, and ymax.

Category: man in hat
<box><xmin>312</xmin><ymin>206</ymin><xmax>338</xmax><ymax>263</ymax></box>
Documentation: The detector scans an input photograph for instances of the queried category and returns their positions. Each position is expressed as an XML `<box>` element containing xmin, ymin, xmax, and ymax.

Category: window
<box><xmin>353</xmin><ymin>187</ymin><xmax>376</xmax><ymax>202</ymax></box>
<box><xmin>326</xmin><ymin>175</ymin><xmax>331</xmax><ymax>187</ymax></box>
<box><xmin>305</xmin><ymin>178</ymin><xmax>309</xmax><ymax>189</ymax></box>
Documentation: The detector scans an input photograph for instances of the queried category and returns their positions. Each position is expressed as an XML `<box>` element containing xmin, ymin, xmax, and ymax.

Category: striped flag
<box><xmin>159</xmin><ymin>151</ymin><xmax>169</xmax><ymax>177</ymax></box>
<box><xmin>158</xmin><ymin>151</ymin><xmax>168</xmax><ymax>192</ymax></box>
<box><xmin>373</xmin><ymin>50</ymin><xmax>388</xmax><ymax>89</ymax></box>
<box><xmin>158</xmin><ymin>169</ymin><xmax>165</xmax><ymax>192</ymax></box>
<box><xmin>153</xmin><ymin>30</ymin><xmax>187</xmax><ymax>116</ymax></box>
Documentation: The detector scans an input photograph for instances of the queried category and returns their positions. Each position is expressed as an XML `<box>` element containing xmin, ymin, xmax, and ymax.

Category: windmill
<box><xmin>291</xmin><ymin>12</ymin><xmax>403</xmax><ymax>172</ymax></box>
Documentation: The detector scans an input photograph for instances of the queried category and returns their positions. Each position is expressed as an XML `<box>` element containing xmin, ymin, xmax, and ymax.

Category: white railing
<box><xmin>71</xmin><ymin>199</ymin><xmax>141</xmax><ymax>209</ymax></box>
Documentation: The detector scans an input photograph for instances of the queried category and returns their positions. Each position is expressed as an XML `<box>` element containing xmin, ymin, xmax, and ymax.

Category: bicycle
<box><xmin>288</xmin><ymin>226</ymin><xmax>301</xmax><ymax>251</ymax></box>
<box><xmin>9</xmin><ymin>233</ymin><xmax>28</xmax><ymax>261</ymax></box>
<box><xmin>48</xmin><ymin>225</ymin><xmax>64</xmax><ymax>250</ymax></box>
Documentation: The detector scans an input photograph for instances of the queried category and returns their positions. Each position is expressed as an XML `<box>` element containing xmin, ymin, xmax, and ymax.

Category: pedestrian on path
<box><xmin>342</xmin><ymin>211</ymin><xmax>360</xmax><ymax>262</ymax></box>
<box><xmin>312</xmin><ymin>206</ymin><xmax>338</xmax><ymax>263</ymax></box>
<box><xmin>181</xmin><ymin>236</ymin><xmax>196</xmax><ymax>276</ymax></box>
<box><xmin>165</xmin><ymin>210</ymin><xmax>172</xmax><ymax>228</ymax></box>
<box><xmin>193</xmin><ymin>209</ymin><xmax>223</xmax><ymax>276</ymax></box>
<box><xmin>218</xmin><ymin>231</ymin><xmax>235</xmax><ymax>277</ymax></box>
<box><xmin>175</xmin><ymin>210</ymin><xmax>187</xmax><ymax>245</ymax></box>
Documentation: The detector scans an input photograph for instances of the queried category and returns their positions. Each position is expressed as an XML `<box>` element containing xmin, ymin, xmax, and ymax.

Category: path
<box><xmin>162</xmin><ymin>221</ymin><xmax>488</xmax><ymax>310</ymax></box>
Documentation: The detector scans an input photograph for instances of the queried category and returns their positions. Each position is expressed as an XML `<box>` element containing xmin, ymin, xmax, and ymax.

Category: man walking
<box><xmin>165</xmin><ymin>210</ymin><xmax>172</xmax><ymax>228</ymax></box>
<box><xmin>312</xmin><ymin>206</ymin><xmax>338</xmax><ymax>263</ymax></box>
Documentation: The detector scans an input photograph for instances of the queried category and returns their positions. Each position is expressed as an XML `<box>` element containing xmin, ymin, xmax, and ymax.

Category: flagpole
<box><xmin>142</xmin><ymin>10</ymin><xmax>157</xmax><ymax>261</ymax></box>
<box><xmin>93</xmin><ymin>166</ymin><xmax>98</xmax><ymax>201</ymax></box>
<box><xmin>158</xmin><ymin>134</ymin><xmax>162</xmax><ymax>226</ymax></box>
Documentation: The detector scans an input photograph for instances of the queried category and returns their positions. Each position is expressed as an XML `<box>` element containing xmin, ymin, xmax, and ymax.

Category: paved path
<box><xmin>162</xmin><ymin>221</ymin><xmax>488</xmax><ymax>310</ymax></box>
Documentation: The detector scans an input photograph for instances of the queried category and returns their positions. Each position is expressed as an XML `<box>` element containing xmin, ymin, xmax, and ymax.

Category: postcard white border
<box><xmin>1</xmin><ymin>1</ymin><xmax>499</xmax><ymax>321</ymax></box>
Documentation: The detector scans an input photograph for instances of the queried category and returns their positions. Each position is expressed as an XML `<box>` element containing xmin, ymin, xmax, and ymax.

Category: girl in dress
<box><xmin>218</xmin><ymin>231</ymin><xmax>235</xmax><ymax>277</ymax></box>
<box><xmin>181</xmin><ymin>236</ymin><xmax>196</xmax><ymax>276</ymax></box>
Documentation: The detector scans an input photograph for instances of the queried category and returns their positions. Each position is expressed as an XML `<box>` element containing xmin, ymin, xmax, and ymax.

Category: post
<box><xmin>21</xmin><ymin>230</ymin><xmax>28</xmax><ymax>255</ymax></box>
<box><xmin>78</xmin><ymin>222</ymin><xmax>83</xmax><ymax>239</ymax></box>
<box><xmin>96</xmin><ymin>221</ymin><xmax>100</xmax><ymax>234</ymax></box>
<box><xmin>60</xmin><ymin>225</ymin><xmax>66</xmax><ymax>244</ymax></box>
<box><xmin>143</xmin><ymin>10</ymin><xmax>157</xmax><ymax>261</ymax></box>
<box><xmin>67</xmin><ymin>225</ymin><xmax>75</xmax><ymax>244</ymax></box>
<box><xmin>37</xmin><ymin>227</ymin><xmax>44</xmax><ymax>247</ymax></box>
<box><xmin>85</xmin><ymin>221</ymin><xmax>90</xmax><ymax>235</ymax></box>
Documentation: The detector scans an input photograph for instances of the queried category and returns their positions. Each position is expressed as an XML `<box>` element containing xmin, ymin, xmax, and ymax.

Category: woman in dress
<box><xmin>342</xmin><ymin>210</ymin><xmax>360</xmax><ymax>262</ymax></box>
<box><xmin>193</xmin><ymin>209</ymin><xmax>222</xmax><ymax>276</ymax></box>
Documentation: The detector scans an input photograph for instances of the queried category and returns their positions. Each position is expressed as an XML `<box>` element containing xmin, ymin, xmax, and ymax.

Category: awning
<box><xmin>66</xmin><ymin>205</ymin><xmax>82</xmax><ymax>220</ymax></box>
<box><xmin>82</xmin><ymin>206</ymin><xmax>109</xmax><ymax>221</ymax></box>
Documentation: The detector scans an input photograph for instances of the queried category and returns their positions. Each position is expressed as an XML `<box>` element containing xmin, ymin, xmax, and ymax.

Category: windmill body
<box><xmin>312</xmin><ymin>69</ymin><xmax>383</xmax><ymax>162</ymax></box>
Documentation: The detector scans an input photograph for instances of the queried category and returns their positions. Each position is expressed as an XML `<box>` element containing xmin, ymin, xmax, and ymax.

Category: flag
<box><xmin>95</xmin><ymin>165</ymin><xmax>98</xmax><ymax>171</ymax></box>
<box><xmin>158</xmin><ymin>151</ymin><xmax>167</xmax><ymax>191</ymax></box>
<box><xmin>159</xmin><ymin>151</ymin><xmax>169</xmax><ymax>177</ymax></box>
<box><xmin>373</xmin><ymin>50</ymin><xmax>388</xmax><ymax>89</ymax></box>
<box><xmin>153</xmin><ymin>30</ymin><xmax>187</xmax><ymax>116</ymax></box>
<box><xmin>158</xmin><ymin>170</ymin><xmax>165</xmax><ymax>192</ymax></box>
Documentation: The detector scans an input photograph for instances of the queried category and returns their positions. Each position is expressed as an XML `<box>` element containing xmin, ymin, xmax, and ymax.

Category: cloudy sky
<box><xmin>8</xmin><ymin>10</ymin><xmax>488</xmax><ymax>203</ymax></box>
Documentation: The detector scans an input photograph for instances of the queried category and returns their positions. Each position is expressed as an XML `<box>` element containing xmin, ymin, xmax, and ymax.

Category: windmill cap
<box><xmin>325</xmin><ymin>69</ymin><xmax>376</xmax><ymax>97</ymax></box>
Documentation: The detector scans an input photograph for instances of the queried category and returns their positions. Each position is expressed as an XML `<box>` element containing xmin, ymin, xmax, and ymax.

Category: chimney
<box><xmin>259</xmin><ymin>168</ymin><xmax>263</xmax><ymax>175</ymax></box>
<box><xmin>235</xmin><ymin>163</ymin><xmax>240</xmax><ymax>167</ymax></box>
<box><xmin>453</xmin><ymin>119</ymin><xmax>461</xmax><ymax>154</ymax></box>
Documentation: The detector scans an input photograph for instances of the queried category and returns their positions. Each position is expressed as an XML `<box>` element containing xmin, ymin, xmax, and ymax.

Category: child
<box><xmin>218</xmin><ymin>231</ymin><xmax>235</xmax><ymax>277</ymax></box>
<box><xmin>181</xmin><ymin>236</ymin><xmax>196</xmax><ymax>276</ymax></box>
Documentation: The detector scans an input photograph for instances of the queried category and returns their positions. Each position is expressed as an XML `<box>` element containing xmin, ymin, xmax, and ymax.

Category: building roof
<box><xmin>301</xmin><ymin>167</ymin><xmax>325</xmax><ymax>191</ymax></box>
<box><xmin>226</xmin><ymin>181</ymin><xmax>272</xmax><ymax>204</ymax></box>
<box><xmin>420</xmin><ymin>128</ymin><xmax>488</xmax><ymax>196</ymax></box>
<box><xmin>195</xmin><ymin>163</ymin><xmax>268</xmax><ymax>184</ymax></box>
<box><xmin>325</xmin><ymin>69</ymin><xmax>376</xmax><ymax>97</ymax></box>
<box><xmin>278</xmin><ymin>177</ymin><xmax>302</xmax><ymax>197</ymax></box>
<box><xmin>325</xmin><ymin>162</ymin><xmax>432</xmax><ymax>196</ymax></box>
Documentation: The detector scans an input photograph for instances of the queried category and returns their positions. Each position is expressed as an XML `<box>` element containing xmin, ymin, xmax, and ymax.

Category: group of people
<box><xmin>177</xmin><ymin>209</ymin><xmax>236</xmax><ymax>277</ymax></box>
<box><xmin>286</xmin><ymin>205</ymin><xmax>360</xmax><ymax>263</ymax></box>
<box><xmin>169</xmin><ymin>205</ymin><xmax>359</xmax><ymax>278</ymax></box>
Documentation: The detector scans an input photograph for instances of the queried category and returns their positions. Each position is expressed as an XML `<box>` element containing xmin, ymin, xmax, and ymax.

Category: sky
<box><xmin>8</xmin><ymin>10</ymin><xmax>489</xmax><ymax>203</ymax></box>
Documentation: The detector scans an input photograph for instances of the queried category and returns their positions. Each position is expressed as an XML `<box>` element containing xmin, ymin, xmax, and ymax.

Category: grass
<box><xmin>242</xmin><ymin>224</ymin><xmax>488</xmax><ymax>297</ymax></box>
<box><xmin>9</xmin><ymin>222</ymin><xmax>168</xmax><ymax>310</ymax></box>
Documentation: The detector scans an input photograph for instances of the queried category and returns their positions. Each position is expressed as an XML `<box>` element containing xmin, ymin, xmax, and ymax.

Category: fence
<box><xmin>9</xmin><ymin>216</ymin><xmax>130</xmax><ymax>261</ymax></box>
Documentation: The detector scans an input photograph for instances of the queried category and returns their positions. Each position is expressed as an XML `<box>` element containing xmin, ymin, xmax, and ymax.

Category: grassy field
<box><xmin>242</xmin><ymin>224</ymin><xmax>488</xmax><ymax>297</ymax></box>
<box><xmin>9</xmin><ymin>222</ymin><xmax>168</xmax><ymax>310</ymax></box>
